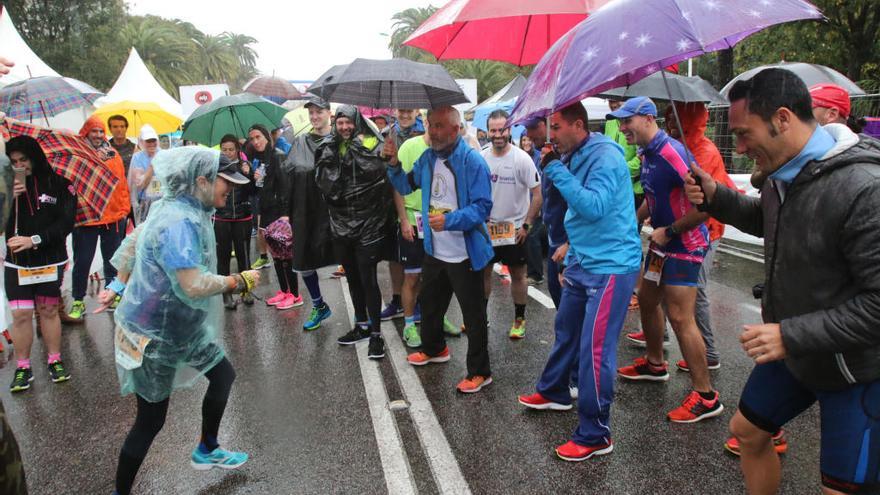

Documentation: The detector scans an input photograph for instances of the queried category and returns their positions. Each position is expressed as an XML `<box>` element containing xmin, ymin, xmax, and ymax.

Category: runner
<box><xmin>128</xmin><ymin>125</ymin><xmax>162</xmax><ymax>224</ymax></box>
<box><xmin>386</xmin><ymin>106</ymin><xmax>495</xmax><ymax>393</ymax></box>
<box><xmin>285</xmin><ymin>94</ymin><xmax>334</xmax><ymax>331</ymax></box>
<box><xmin>481</xmin><ymin>109</ymin><xmax>542</xmax><ymax>339</ymax></box>
<box><xmin>216</xmin><ymin>134</ymin><xmax>256</xmax><ymax>309</ymax></box>
<box><xmin>316</xmin><ymin>105</ymin><xmax>395</xmax><ymax>360</ymax></box>
<box><xmin>107</xmin><ymin>115</ymin><xmax>137</xmax><ymax>175</ymax></box>
<box><xmin>517</xmin><ymin>101</ymin><xmax>641</xmax><ymax>462</ymax></box>
<box><xmin>686</xmin><ymin>67</ymin><xmax>880</xmax><ymax>495</ymax></box>
<box><xmin>5</xmin><ymin>136</ymin><xmax>76</xmax><ymax>393</ymax></box>
<box><xmin>102</xmin><ymin>148</ymin><xmax>258</xmax><ymax>495</ymax></box>
<box><xmin>610</xmin><ymin>97</ymin><xmax>724</xmax><ymax>423</ymax></box>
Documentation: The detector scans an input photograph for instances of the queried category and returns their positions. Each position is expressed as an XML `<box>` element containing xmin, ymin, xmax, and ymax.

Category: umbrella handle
<box><xmin>661</xmin><ymin>70</ymin><xmax>707</xmax><ymax>212</ymax></box>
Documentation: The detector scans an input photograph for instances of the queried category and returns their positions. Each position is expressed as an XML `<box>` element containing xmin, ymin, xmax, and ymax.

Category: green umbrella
<box><xmin>181</xmin><ymin>93</ymin><xmax>288</xmax><ymax>146</ymax></box>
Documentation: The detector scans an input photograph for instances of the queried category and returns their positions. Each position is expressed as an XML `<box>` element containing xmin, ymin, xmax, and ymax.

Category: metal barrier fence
<box><xmin>705</xmin><ymin>93</ymin><xmax>880</xmax><ymax>173</ymax></box>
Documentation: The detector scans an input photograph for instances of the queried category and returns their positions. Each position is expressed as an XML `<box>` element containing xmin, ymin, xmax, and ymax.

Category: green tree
<box><xmin>3</xmin><ymin>0</ymin><xmax>129</xmax><ymax>90</ymax></box>
<box><xmin>120</xmin><ymin>16</ymin><xmax>198</xmax><ymax>98</ymax></box>
<box><xmin>193</xmin><ymin>34</ymin><xmax>238</xmax><ymax>85</ymax></box>
<box><xmin>389</xmin><ymin>6</ymin><xmax>439</xmax><ymax>62</ymax></box>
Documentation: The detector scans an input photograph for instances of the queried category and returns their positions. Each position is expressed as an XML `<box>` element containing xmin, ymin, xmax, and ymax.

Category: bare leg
<box><xmin>664</xmin><ymin>285</ymin><xmax>711</xmax><ymax>392</ymax></box>
<box><xmin>508</xmin><ymin>264</ymin><xmax>528</xmax><ymax>306</ymax></box>
<box><xmin>637</xmin><ymin>281</ymin><xmax>666</xmax><ymax>364</ymax></box>
<box><xmin>402</xmin><ymin>273</ymin><xmax>421</xmax><ymax>317</ymax></box>
<box><xmin>10</xmin><ymin>309</ymin><xmax>34</xmax><ymax>361</ymax></box>
<box><xmin>36</xmin><ymin>303</ymin><xmax>62</xmax><ymax>356</ymax></box>
<box><xmin>731</xmin><ymin>411</ymin><xmax>780</xmax><ymax>495</ymax></box>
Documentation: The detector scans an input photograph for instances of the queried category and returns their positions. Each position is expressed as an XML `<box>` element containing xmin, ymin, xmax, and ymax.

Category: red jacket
<box><xmin>674</xmin><ymin>102</ymin><xmax>736</xmax><ymax>242</ymax></box>
<box><xmin>78</xmin><ymin>116</ymin><xmax>131</xmax><ymax>226</ymax></box>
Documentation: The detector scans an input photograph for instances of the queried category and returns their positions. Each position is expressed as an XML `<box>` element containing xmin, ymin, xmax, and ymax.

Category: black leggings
<box><xmin>333</xmin><ymin>238</ymin><xmax>383</xmax><ymax>334</ymax></box>
<box><xmin>215</xmin><ymin>219</ymin><xmax>252</xmax><ymax>276</ymax></box>
<box><xmin>273</xmin><ymin>259</ymin><xmax>299</xmax><ymax>296</ymax></box>
<box><xmin>115</xmin><ymin>357</ymin><xmax>236</xmax><ymax>495</ymax></box>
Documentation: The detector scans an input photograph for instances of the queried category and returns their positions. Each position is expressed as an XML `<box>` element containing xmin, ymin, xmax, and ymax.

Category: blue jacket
<box><xmin>387</xmin><ymin>136</ymin><xmax>495</xmax><ymax>270</ymax></box>
<box><xmin>542</xmin><ymin>168</ymin><xmax>569</xmax><ymax>248</ymax></box>
<box><xmin>544</xmin><ymin>132</ymin><xmax>642</xmax><ymax>274</ymax></box>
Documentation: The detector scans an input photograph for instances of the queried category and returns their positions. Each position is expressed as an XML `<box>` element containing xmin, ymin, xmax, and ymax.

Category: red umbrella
<box><xmin>404</xmin><ymin>0</ymin><xmax>611</xmax><ymax>67</ymax></box>
<box><xmin>3</xmin><ymin>119</ymin><xmax>119</xmax><ymax>225</ymax></box>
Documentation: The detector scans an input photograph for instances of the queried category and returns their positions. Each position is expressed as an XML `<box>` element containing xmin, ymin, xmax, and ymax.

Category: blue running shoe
<box><xmin>303</xmin><ymin>303</ymin><xmax>332</xmax><ymax>331</ymax></box>
<box><xmin>380</xmin><ymin>301</ymin><xmax>404</xmax><ymax>321</ymax></box>
<box><xmin>413</xmin><ymin>303</ymin><xmax>421</xmax><ymax>324</ymax></box>
<box><xmin>191</xmin><ymin>446</ymin><xmax>248</xmax><ymax>471</ymax></box>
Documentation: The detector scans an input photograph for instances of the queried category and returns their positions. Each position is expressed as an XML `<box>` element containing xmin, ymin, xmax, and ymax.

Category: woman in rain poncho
<box><xmin>100</xmin><ymin>147</ymin><xmax>260</xmax><ymax>495</ymax></box>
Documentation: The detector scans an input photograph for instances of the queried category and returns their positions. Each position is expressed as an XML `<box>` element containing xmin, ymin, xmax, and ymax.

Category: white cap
<box><xmin>139</xmin><ymin>124</ymin><xmax>159</xmax><ymax>142</ymax></box>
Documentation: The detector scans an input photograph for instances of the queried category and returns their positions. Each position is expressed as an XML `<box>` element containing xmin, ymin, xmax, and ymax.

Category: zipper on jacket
<box><xmin>835</xmin><ymin>353</ymin><xmax>858</xmax><ymax>384</ymax></box>
<box><xmin>442</xmin><ymin>157</ymin><xmax>490</xmax><ymax>244</ymax></box>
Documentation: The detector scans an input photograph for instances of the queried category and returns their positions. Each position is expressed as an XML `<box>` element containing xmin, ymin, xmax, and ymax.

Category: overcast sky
<box><xmin>127</xmin><ymin>0</ymin><xmax>437</xmax><ymax>82</ymax></box>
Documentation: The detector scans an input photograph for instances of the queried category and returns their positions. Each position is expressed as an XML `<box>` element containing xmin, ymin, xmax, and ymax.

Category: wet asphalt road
<box><xmin>0</xmin><ymin>244</ymin><xmax>827</xmax><ymax>494</ymax></box>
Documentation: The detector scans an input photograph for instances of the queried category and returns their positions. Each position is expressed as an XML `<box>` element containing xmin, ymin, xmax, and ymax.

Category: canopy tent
<box><xmin>94</xmin><ymin>48</ymin><xmax>183</xmax><ymax>126</ymax></box>
<box><xmin>0</xmin><ymin>6</ymin><xmax>62</xmax><ymax>87</ymax></box>
<box><xmin>469</xmin><ymin>75</ymin><xmax>528</xmax><ymax>113</ymax></box>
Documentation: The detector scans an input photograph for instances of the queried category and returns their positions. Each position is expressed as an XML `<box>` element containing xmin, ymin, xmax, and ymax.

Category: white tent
<box><xmin>95</xmin><ymin>48</ymin><xmax>183</xmax><ymax>119</ymax></box>
<box><xmin>0</xmin><ymin>6</ymin><xmax>61</xmax><ymax>87</ymax></box>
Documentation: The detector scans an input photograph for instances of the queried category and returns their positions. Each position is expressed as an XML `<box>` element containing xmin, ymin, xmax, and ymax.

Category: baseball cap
<box><xmin>302</xmin><ymin>93</ymin><xmax>330</xmax><ymax>110</ymax></box>
<box><xmin>217</xmin><ymin>155</ymin><xmax>249</xmax><ymax>185</ymax></box>
<box><xmin>139</xmin><ymin>124</ymin><xmax>159</xmax><ymax>142</ymax></box>
<box><xmin>523</xmin><ymin>116</ymin><xmax>545</xmax><ymax>129</ymax></box>
<box><xmin>809</xmin><ymin>83</ymin><xmax>850</xmax><ymax>119</ymax></box>
<box><xmin>606</xmin><ymin>96</ymin><xmax>658</xmax><ymax>120</ymax></box>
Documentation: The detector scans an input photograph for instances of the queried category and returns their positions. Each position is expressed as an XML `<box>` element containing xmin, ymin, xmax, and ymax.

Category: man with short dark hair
<box><xmin>481</xmin><ymin>109</ymin><xmax>542</xmax><ymax>339</ymax></box>
<box><xmin>518</xmin><ymin>101</ymin><xmax>641</xmax><ymax>462</ymax></box>
<box><xmin>611</xmin><ymin>97</ymin><xmax>723</xmax><ymax>424</ymax></box>
<box><xmin>387</xmin><ymin>106</ymin><xmax>495</xmax><ymax>394</ymax></box>
<box><xmin>107</xmin><ymin>115</ymin><xmax>136</xmax><ymax>175</ymax></box>
<box><xmin>687</xmin><ymin>67</ymin><xmax>880</xmax><ymax>495</ymax></box>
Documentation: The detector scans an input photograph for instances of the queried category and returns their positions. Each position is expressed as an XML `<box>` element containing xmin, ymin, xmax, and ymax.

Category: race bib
<box><xmin>488</xmin><ymin>221</ymin><xmax>516</xmax><ymax>247</ymax></box>
<box><xmin>413</xmin><ymin>212</ymin><xmax>425</xmax><ymax>239</ymax></box>
<box><xmin>643</xmin><ymin>249</ymin><xmax>667</xmax><ymax>285</ymax></box>
<box><xmin>428</xmin><ymin>204</ymin><xmax>452</xmax><ymax>215</ymax></box>
<box><xmin>114</xmin><ymin>324</ymin><xmax>151</xmax><ymax>371</ymax></box>
<box><xmin>17</xmin><ymin>265</ymin><xmax>58</xmax><ymax>286</ymax></box>
<box><xmin>148</xmin><ymin>179</ymin><xmax>162</xmax><ymax>196</ymax></box>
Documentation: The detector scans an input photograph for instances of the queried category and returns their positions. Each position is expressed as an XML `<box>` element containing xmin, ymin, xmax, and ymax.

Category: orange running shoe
<box><xmin>667</xmin><ymin>390</ymin><xmax>724</xmax><ymax>423</ymax></box>
<box><xmin>407</xmin><ymin>347</ymin><xmax>451</xmax><ymax>366</ymax></box>
<box><xmin>457</xmin><ymin>375</ymin><xmax>492</xmax><ymax>393</ymax></box>
<box><xmin>724</xmin><ymin>429</ymin><xmax>788</xmax><ymax>456</ymax></box>
<box><xmin>555</xmin><ymin>440</ymin><xmax>613</xmax><ymax>462</ymax></box>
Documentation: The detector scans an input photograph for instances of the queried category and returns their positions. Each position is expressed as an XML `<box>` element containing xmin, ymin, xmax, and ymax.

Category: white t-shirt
<box><xmin>482</xmin><ymin>145</ymin><xmax>540</xmax><ymax>228</ymax></box>
<box><xmin>429</xmin><ymin>158</ymin><xmax>468</xmax><ymax>263</ymax></box>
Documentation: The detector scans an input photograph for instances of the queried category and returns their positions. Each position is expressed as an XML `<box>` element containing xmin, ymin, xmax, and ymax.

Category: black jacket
<box><xmin>4</xmin><ymin>137</ymin><xmax>76</xmax><ymax>268</ymax></box>
<box><xmin>214</xmin><ymin>161</ymin><xmax>256</xmax><ymax>220</ymax></box>
<box><xmin>255</xmin><ymin>149</ymin><xmax>290</xmax><ymax>226</ymax></box>
<box><xmin>314</xmin><ymin>107</ymin><xmax>395</xmax><ymax>246</ymax></box>
<box><xmin>286</xmin><ymin>133</ymin><xmax>336</xmax><ymax>270</ymax></box>
<box><xmin>707</xmin><ymin>125</ymin><xmax>880</xmax><ymax>391</ymax></box>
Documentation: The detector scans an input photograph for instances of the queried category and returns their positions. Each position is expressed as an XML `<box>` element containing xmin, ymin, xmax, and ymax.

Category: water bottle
<box><xmin>255</xmin><ymin>161</ymin><xmax>266</xmax><ymax>188</ymax></box>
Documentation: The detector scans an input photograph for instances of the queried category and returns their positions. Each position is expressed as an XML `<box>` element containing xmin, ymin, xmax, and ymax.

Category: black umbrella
<box><xmin>721</xmin><ymin>62</ymin><xmax>865</xmax><ymax>97</ymax></box>
<box><xmin>308</xmin><ymin>58</ymin><xmax>469</xmax><ymax>109</ymax></box>
<box><xmin>599</xmin><ymin>72</ymin><xmax>726</xmax><ymax>104</ymax></box>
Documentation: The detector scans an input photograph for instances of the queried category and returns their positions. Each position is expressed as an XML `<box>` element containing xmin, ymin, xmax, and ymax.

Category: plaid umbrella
<box><xmin>3</xmin><ymin>119</ymin><xmax>119</xmax><ymax>225</ymax></box>
<box><xmin>308</xmin><ymin>59</ymin><xmax>469</xmax><ymax>109</ymax></box>
<box><xmin>0</xmin><ymin>76</ymin><xmax>97</xmax><ymax>122</ymax></box>
<box><xmin>243</xmin><ymin>76</ymin><xmax>302</xmax><ymax>102</ymax></box>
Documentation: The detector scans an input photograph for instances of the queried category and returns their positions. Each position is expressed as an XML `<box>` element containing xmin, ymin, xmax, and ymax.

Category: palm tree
<box><xmin>120</xmin><ymin>16</ymin><xmax>197</xmax><ymax>97</ymax></box>
<box><xmin>194</xmin><ymin>34</ymin><xmax>238</xmax><ymax>84</ymax></box>
<box><xmin>445</xmin><ymin>60</ymin><xmax>520</xmax><ymax>102</ymax></box>
<box><xmin>222</xmin><ymin>32</ymin><xmax>259</xmax><ymax>69</ymax></box>
<box><xmin>389</xmin><ymin>6</ymin><xmax>438</xmax><ymax>62</ymax></box>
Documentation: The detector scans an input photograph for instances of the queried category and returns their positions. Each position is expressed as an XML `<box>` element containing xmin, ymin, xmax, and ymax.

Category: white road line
<box><xmin>740</xmin><ymin>303</ymin><xmax>762</xmax><ymax>315</ymax></box>
<box><xmin>382</xmin><ymin>323</ymin><xmax>472</xmax><ymax>495</ymax></box>
<box><xmin>527</xmin><ymin>286</ymin><xmax>556</xmax><ymax>309</ymax></box>
<box><xmin>340</xmin><ymin>277</ymin><xmax>417</xmax><ymax>495</ymax></box>
<box><xmin>491</xmin><ymin>263</ymin><xmax>556</xmax><ymax>310</ymax></box>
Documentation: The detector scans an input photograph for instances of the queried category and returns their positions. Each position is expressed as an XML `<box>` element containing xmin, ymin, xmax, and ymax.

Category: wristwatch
<box><xmin>666</xmin><ymin>224</ymin><xmax>680</xmax><ymax>237</ymax></box>
<box><xmin>522</xmin><ymin>223</ymin><xmax>531</xmax><ymax>232</ymax></box>
<box><xmin>30</xmin><ymin>234</ymin><xmax>42</xmax><ymax>247</ymax></box>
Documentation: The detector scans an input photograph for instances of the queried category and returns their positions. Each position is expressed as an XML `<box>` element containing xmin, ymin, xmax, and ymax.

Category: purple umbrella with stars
<box><xmin>509</xmin><ymin>0</ymin><xmax>825</xmax><ymax>125</ymax></box>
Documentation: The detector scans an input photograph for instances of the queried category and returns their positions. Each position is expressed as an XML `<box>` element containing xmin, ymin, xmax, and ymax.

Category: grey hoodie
<box><xmin>707</xmin><ymin>124</ymin><xmax>880</xmax><ymax>391</ymax></box>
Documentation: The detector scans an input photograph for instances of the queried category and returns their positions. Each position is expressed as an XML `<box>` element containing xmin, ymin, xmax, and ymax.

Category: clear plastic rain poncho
<box><xmin>112</xmin><ymin>147</ymin><xmax>229</xmax><ymax>403</ymax></box>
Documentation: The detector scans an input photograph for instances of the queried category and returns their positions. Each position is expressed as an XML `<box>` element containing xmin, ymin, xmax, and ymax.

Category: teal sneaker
<box><xmin>403</xmin><ymin>323</ymin><xmax>421</xmax><ymax>348</ymax></box>
<box><xmin>191</xmin><ymin>446</ymin><xmax>248</xmax><ymax>471</ymax></box>
<box><xmin>303</xmin><ymin>303</ymin><xmax>332</xmax><ymax>331</ymax></box>
<box><xmin>443</xmin><ymin>317</ymin><xmax>462</xmax><ymax>336</ymax></box>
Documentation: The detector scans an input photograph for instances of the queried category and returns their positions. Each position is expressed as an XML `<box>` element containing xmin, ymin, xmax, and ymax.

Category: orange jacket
<box><xmin>674</xmin><ymin>102</ymin><xmax>736</xmax><ymax>242</ymax></box>
<box><xmin>79</xmin><ymin>116</ymin><xmax>132</xmax><ymax>226</ymax></box>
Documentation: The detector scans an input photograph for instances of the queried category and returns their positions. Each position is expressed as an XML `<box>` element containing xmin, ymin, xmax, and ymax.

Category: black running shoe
<box><xmin>48</xmin><ymin>360</ymin><xmax>71</xmax><ymax>383</ymax></box>
<box><xmin>9</xmin><ymin>367</ymin><xmax>34</xmax><ymax>393</ymax></box>
<box><xmin>367</xmin><ymin>334</ymin><xmax>385</xmax><ymax>360</ymax></box>
<box><xmin>337</xmin><ymin>325</ymin><xmax>371</xmax><ymax>346</ymax></box>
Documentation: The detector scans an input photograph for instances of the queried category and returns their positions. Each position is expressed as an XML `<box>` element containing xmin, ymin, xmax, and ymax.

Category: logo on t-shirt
<box><xmin>38</xmin><ymin>194</ymin><xmax>57</xmax><ymax>205</ymax></box>
<box><xmin>432</xmin><ymin>173</ymin><xmax>450</xmax><ymax>199</ymax></box>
